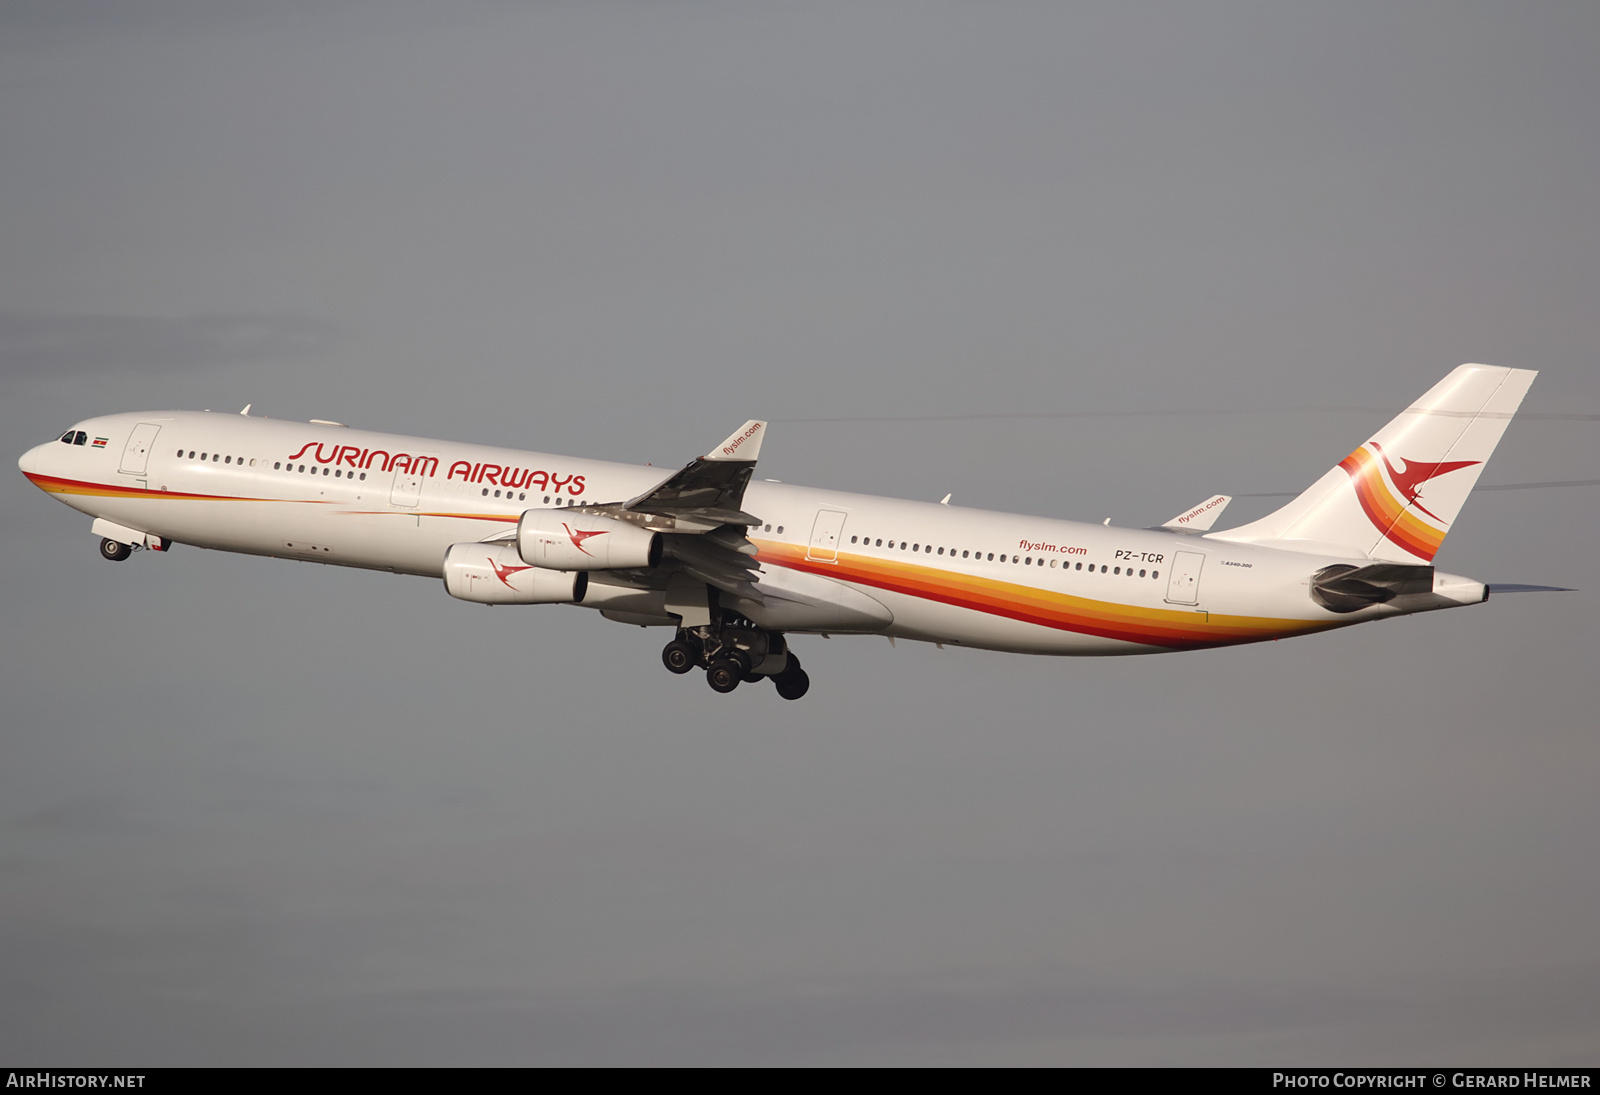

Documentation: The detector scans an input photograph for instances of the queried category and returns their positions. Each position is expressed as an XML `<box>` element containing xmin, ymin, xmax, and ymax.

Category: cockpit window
<box><xmin>73</xmin><ymin>431</ymin><xmax>88</xmax><ymax>446</ymax></box>
<box><xmin>60</xmin><ymin>431</ymin><xmax>74</xmax><ymax>444</ymax></box>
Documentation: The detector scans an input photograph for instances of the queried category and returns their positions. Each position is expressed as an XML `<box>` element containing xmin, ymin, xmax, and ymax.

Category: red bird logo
<box><xmin>489</xmin><ymin>556</ymin><xmax>534</xmax><ymax>588</ymax></box>
<box><xmin>1370</xmin><ymin>442</ymin><xmax>1480</xmax><ymax>522</ymax></box>
<box><xmin>563</xmin><ymin>523</ymin><xmax>608</xmax><ymax>556</ymax></box>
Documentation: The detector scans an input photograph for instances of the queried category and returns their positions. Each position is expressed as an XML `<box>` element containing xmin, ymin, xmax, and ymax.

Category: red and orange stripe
<box><xmin>29</xmin><ymin>471</ymin><xmax>1334</xmax><ymax>649</ymax></box>
<box><xmin>22</xmin><ymin>472</ymin><xmax>278</xmax><ymax>504</ymax></box>
<box><xmin>1336</xmin><ymin>446</ymin><xmax>1447</xmax><ymax>560</ymax></box>
<box><xmin>755</xmin><ymin>541</ymin><xmax>1327</xmax><ymax>650</ymax></box>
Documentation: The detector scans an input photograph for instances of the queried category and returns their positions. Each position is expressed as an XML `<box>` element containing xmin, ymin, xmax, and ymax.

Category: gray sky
<box><xmin>2</xmin><ymin>1</ymin><xmax>1596</xmax><ymax>1065</ymax></box>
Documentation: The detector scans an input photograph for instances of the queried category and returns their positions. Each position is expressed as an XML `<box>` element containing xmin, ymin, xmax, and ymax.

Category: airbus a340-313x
<box><xmin>19</xmin><ymin>364</ymin><xmax>1566</xmax><ymax>700</ymax></box>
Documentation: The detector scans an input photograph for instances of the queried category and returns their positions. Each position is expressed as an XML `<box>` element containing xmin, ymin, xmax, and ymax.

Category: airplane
<box><xmin>17</xmin><ymin>364</ymin><xmax>1566</xmax><ymax>701</ymax></box>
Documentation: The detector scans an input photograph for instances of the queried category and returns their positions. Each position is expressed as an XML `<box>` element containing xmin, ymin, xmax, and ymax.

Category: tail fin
<box><xmin>1208</xmin><ymin>364</ymin><xmax>1536</xmax><ymax>562</ymax></box>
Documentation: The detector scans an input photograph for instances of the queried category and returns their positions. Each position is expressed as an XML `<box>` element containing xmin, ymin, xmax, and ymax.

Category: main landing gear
<box><xmin>661</xmin><ymin>619</ymin><xmax>811</xmax><ymax>701</ymax></box>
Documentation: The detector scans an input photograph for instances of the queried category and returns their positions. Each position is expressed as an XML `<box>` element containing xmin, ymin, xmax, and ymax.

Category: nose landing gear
<box><xmin>99</xmin><ymin>537</ymin><xmax>133</xmax><ymax>561</ymax></box>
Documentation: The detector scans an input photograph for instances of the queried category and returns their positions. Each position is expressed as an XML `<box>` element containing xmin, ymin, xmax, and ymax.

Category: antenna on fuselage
<box><xmin>240</xmin><ymin>404</ymin><xmax>252</xmax><ymax>416</ymax></box>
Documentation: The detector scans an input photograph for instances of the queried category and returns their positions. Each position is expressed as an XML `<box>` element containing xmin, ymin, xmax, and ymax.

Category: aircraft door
<box><xmin>390</xmin><ymin>463</ymin><xmax>427</xmax><ymax>507</ymax></box>
<box><xmin>806</xmin><ymin>509</ymin><xmax>848</xmax><ymax>563</ymax></box>
<box><xmin>118</xmin><ymin>423</ymin><xmax>162</xmax><ymax>475</ymax></box>
<box><xmin>1165</xmin><ymin>550</ymin><xmax>1206</xmax><ymax>605</ymax></box>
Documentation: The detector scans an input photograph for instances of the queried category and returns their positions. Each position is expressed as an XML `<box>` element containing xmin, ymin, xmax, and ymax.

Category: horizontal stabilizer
<box><xmin>1161</xmin><ymin>495</ymin><xmax>1231</xmax><ymax>532</ymax></box>
<box><xmin>1486</xmin><ymin>584</ymin><xmax>1576</xmax><ymax>594</ymax></box>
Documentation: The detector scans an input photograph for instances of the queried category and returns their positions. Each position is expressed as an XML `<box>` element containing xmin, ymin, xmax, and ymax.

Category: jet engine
<box><xmin>518</xmin><ymin>510</ymin><xmax>662</xmax><ymax>571</ymax></box>
<box><xmin>443</xmin><ymin>542</ymin><xmax>587</xmax><ymax>605</ymax></box>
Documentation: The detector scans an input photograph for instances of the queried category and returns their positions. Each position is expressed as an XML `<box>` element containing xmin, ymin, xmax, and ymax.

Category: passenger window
<box><xmin>1152</xmin><ymin>570</ymin><xmax>1159</xmax><ymax>579</ymax></box>
<box><xmin>776</xmin><ymin>526</ymin><xmax>784</xmax><ymax>535</ymax></box>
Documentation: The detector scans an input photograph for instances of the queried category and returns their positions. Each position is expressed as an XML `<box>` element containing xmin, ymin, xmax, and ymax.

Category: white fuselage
<box><xmin>19</xmin><ymin>411</ymin><xmax>1486</xmax><ymax>656</ymax></box>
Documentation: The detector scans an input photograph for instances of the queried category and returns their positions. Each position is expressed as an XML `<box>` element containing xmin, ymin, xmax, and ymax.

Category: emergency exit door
<box><xmin>1164</xmin><ymin>550</ymin><xmax>1206</xmax><ymax>605</ymax></box>
<box><xmin>806</xmin><ymin>509</ymin><xmax>848</xmax><ymax>563</ymax></box>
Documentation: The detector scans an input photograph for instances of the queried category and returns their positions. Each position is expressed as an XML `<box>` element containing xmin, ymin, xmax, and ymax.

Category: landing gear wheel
<box><xmin>706</xmin><ymin>659</ymin><xmax>743</xmax><ymax>694</ymax></box>
<box><xmin>99</xmin><ymin>538</ymin><xmax>133</xmax><ymax>561</ymax></box>
<box><xmin>661</xmin><ymin>640</ymin><xmax>698</xmax><ymax>675</ymax></box>
<box><xmin>772</xmin><ymin>657</ymin><xmax>810</xmax><ymax>701</ymax></box>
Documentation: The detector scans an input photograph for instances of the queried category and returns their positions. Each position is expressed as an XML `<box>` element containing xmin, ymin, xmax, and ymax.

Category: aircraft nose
<box><xmin>19</xmin><ymin>443</ymin><xmax>44</xmax><ymax>476</ymax></box>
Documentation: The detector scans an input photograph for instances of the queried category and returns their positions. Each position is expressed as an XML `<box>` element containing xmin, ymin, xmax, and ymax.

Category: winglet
<box><xmin>1162</xmin><ymin>494</ymin><xmax>1232</xmax><ymax>532</ymax></box>
<box><xmin>705</xmin><ymin>420</ymin><xmax>766</xmax><ymax>462</ymax></box>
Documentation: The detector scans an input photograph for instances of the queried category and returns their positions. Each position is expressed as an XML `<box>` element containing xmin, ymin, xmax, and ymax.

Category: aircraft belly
<box><xmin>866</xmin><ymin>586</ymin><xmax>1162</xmax><ymax>655</ymax></box>
<box><xmin>735</xmin><ymin>563</ymin><xmax>893</xmax><ymax>633</ymax></box>
<box><xmin>71</xmin><ymin>491</ymin><xmax>462</xmax><ymax>576</ymax></box>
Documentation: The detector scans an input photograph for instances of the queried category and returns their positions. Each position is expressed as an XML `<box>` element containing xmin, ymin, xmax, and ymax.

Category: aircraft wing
<box><xmin>580</xmin><ymin>420</ymin><xmax>770</xmax><ymax>604</ymax></box>
<box><xmin>620</xmin><ymin>420</ymin><xmax>767</xmax><ymax>532</ymax></box>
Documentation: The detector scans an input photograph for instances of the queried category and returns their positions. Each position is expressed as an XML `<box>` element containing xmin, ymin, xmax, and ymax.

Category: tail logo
<box><xmin>563</xmin><ymin>523</ymin><xmax>607</xmax><ymax>556</ymax></box>
<box><xmin>1338</xmin><ymin>444</ymin><xmax>1480</xmax><ymax>561</ymax></box>
<box><xmin>1370</xmin><ymin>442</ymin><xmax>1480</xmax><ymax>523</ymax></box>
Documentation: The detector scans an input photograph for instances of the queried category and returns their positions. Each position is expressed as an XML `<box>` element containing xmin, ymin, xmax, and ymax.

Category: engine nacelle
<box><xmin>518</xmin><ymin>510</ymin><xmax>662</xmax><ymax>571</ymax></box>
<box><xmin>443</xmin><ymin>542</ymin><xmax>587</xmax><ymax>605</ymax></box>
